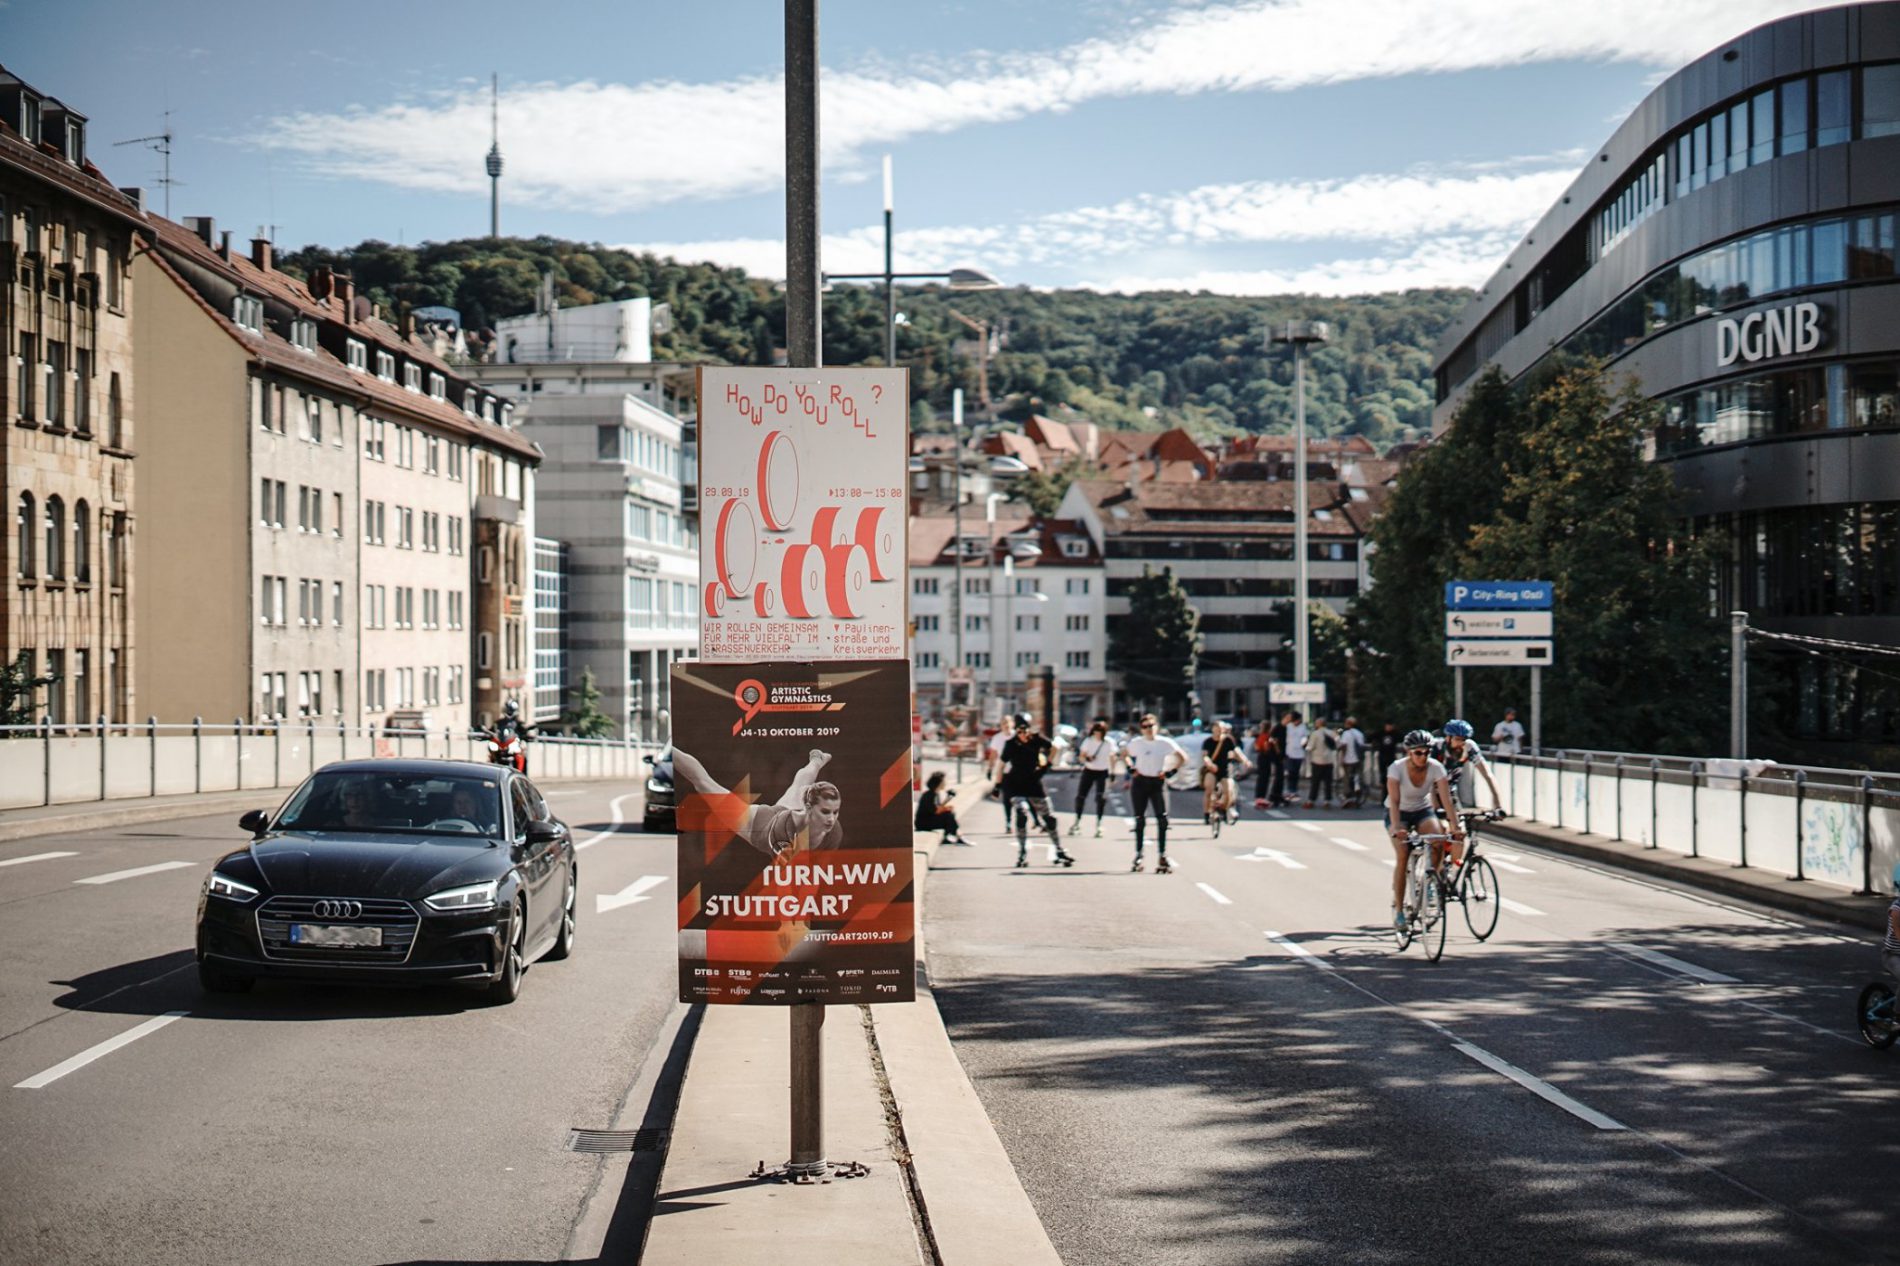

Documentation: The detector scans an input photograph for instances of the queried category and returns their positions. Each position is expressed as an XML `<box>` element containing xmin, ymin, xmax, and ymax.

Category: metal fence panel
<box><xmin>1621</xmin><ymin>774</ymin><xmax>1657</xmax><ymax>847</ymax></box>
<box><xmin>1654</xmin><ymin>779</ymin><xmax>1697</xmax><ymax>855</ymax></box>
<box><xmin>155</xmin><ymin>736</ymin><xmax>195</xmax><ymax>797</ymax></box>
<box><xmin>1</xmin><ymin>744</ymin><xmax>45</xmax><ymax>808</ymax></box>
<box><xmin>1745</xmin><ymin>786</ymin><xmax>1799</xmax><ymax>877</ymax></box>
<box><xmin>1696</xmin><ymin>783</ymin><xmax>1743</xmax><ymax>865</ymax></box>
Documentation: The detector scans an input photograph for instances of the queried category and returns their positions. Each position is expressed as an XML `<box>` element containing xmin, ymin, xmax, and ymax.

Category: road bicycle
<box><xmin>1204</xmin><ymin>769</ymin><xmax>1240</xmax><ymax>839</ymax></box>
<box><xmin>1858</xmin><ymin>979</ymin><xmax>1898</xmax><ymax>1049</ymax></box>
<box><xmin>1394</xmin><ymin>831</ymin><xmax>1455</xmax><ymax>960</ymax></box>
<box><xmin>1445</xmin><ymin>810</ymin><xmax>1505</xmax><ymax>941</ymax></box>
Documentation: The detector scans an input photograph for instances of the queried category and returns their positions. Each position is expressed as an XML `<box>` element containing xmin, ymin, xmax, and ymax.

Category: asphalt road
<box><xmin>0</xmin><ymin>780</ymin><xmax>681</xmax><ymax>1266</ymax></box>
<box><xmin>928</xmin><ymin>773</ymin><xmax>1900</xmax><ymax>1266</ymax></box>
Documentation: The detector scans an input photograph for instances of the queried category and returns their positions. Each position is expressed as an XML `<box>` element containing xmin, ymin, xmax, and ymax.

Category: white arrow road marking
<box><xmin>1451</xmin><ymin>1042</ymin><xmax>1627</xmax><ymax>1131</ymax></box>
<box><xmin>596</xmin><ymin>874</ymin><xmax>667</xmax><ymax>914</ymax></box>
<box><xmin>74</xmin><ymin>861</ymin><xmax>194</xmax><ymax>885</ymax></box>
<box><xmin>0</xmin><ymin>851</ymin><xmax>78</xmax><ymax>868</ymax></box>
<box><xmin>1489</xmin><ymin>858</ymin><xmax>1536</xmax><ymax>874</ymax></box>
<box><xmin>1499</xmin><ymin>897</ymin><xmax>1546</xmax><ymax>917</ymax></box>
<box><xmin>15</xmin><ymin>1012</ymin><xmax>189</xmax><ymax>1089</ymax></box>
<box><xmin>1235</xmin><ymin>848</ymin><xmax>1306</xmax><ymax>869</ymax></box>
<box><xmin>576</xmin><ymin>792</ymin><xmax>644</xmax><ymax>851</ymax></box>
<box><xmin>1608</xmin><ymin>942</ymin><xmax>1739</xmax><ymax>984</ymax></box>
<box><xmin>1328</xmin><ymin>836</ymin><xmax>1368</xmax><ymax>852</ymax></box>
<box><xmin>1196</xmin><ymin>882</ymin><xmax>1232</xmax><ymax>905</ymax></box>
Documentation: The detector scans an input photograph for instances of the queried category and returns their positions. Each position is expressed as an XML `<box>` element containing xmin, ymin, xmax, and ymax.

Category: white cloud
<box><xmin>253</xmin><ymin>0</ymin><xmax>1828</xmax><ymax>211</ymax></box>
<box><xmin>1084</xmin><ymin>234</ymin><xmax>1522</xmax><ymax>296</ymax></box>
<box><xmin>619</xmin><ymin>164</ymin><xmax>1572</xmax><ymax>291</ymax></box>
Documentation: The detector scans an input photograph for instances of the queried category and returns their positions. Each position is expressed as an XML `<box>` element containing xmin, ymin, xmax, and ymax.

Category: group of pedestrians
<box><xmin>1248</xmin><ymin>714</ymin><xmax>1376</xmax><ymax>810</ymax></box>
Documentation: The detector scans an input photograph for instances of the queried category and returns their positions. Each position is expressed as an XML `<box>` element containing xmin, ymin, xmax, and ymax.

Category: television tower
<box><xmin>485</xmin><ymin>74</ymin><xmax>503</xmax><ymax>239</ymax></box>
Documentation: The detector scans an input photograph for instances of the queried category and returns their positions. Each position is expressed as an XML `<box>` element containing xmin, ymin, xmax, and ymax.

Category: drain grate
<box><xmin>566</xmin><ymin>1127</ymin><xmax>669</xmax><ymax>1154</ymax></box>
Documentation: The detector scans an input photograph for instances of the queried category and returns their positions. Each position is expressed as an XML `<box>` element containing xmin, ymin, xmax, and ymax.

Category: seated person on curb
<box><xmin>1434</xmin><ymin>719</ymin><xmax>1504</xmax><ymax>815</ymax></box>
<box><xmin>1385</xmin><ymin>729</ymin><xmax>1464</xmax><ymax>931</ymax></box>
<box><xmin>915</xmin><ymin>771</ymin><xmax>968</xmax><ymax>846</ymax></box>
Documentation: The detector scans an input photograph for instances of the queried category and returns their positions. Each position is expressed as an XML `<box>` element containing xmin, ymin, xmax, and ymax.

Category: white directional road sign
<box><xmin>1445</xmin><ymin>639</ymin><xmax>1554</xmax><ymax>666</ymax></box>
<box><xmin>1444</xmin><ymin>611</ymin><xmax>1554</xmax><ymax>639</ymax></box>
<box><xmin>1269</xmin><ymin>681</ymin><xmax>1326</xmax><ymax>704</ymax></box>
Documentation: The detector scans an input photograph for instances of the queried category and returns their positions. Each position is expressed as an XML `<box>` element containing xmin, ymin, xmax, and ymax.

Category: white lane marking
<box><xmin>15</xmin><ymin>1012</ymin><xmax>189</xmax><ymax>1089</ymax></box>
<box><xmin>0</xmin><ymin>851</ymin><xmax>79</xmax><ymax>868</ymax></box>
<box><xmin>1263</xmin><ymin>930</ymin><xmax>1327</xmax><ymax>966</ymax></box>
<box><xmin>1328</xmin><ymin>836</ymin><xmax>1369</xmax><ymax>852</ymax></box>
<box><xmin>1499</xmin><ymin>897</ymin><xmax>1546</xmax><ymax>917</ymax></box>
<box><xmin>1195</xmin><ymin>882</ymin><xmax>1232</xmax><ymax>905</ymax></box>
<box><xmin>1490</xmin><ymin>851</ymin><xmax>1523</xmax><ymax>861</ymax></box>
<box><xmin>1266</xmin><ymin>809</ymin><xmax>1288</xmax><ymax>819</ymax></box>
<box><xmin>1291</xmin><ymin>821</ymin><xmax>1322</xmax><ymax>833</ymax></box>
<box><xmin>1607</xmin><ymin>942</ymin><xmax>1739</xmax><ymax>985</ymax></box>
<box><xmin>575</xmin><ymin>792</ymin><xmax>643</xmax><ymax>851</ymax></box>
<box><xmin>1489</xmin><ymin>858</ymin><xmax>1536</xmax><ymax>875</ymax></box>
<box><xmin>1235</xmin><ymin>847</ymin><xmax>1306</xmax><ymax>869</ymax></box>
<box><xmin>1262</xmin><ymin>931</ymin><xmax>1457</xmax><ymax>1040</ymax></box>
<box><xmin>74</xmin><ymin>861</ymin><xmax>194</xmax><ymax>886</ymax></box>
<box><xmin>596</xmin><ymin>874</ymin><xmax>667</xmax><ymax>914</ymax></box>
<box><xmin>1451</xmin><ymin>1042</ymin><xmax>1627</xmax><ymax>1131</ymax></box>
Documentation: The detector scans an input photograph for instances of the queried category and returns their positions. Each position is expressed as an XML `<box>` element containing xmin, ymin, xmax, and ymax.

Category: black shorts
<box><xmin>1393</xmin><ymin>806</ymin><xmax>1435</xmax><ymax>829</ymax></box>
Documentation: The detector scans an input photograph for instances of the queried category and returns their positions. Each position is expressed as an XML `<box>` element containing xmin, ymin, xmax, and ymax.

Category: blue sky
<box><xmin>2</xmin><ymin>0</ymin><xmax>1833</xmax><ymax>294</ymax></box>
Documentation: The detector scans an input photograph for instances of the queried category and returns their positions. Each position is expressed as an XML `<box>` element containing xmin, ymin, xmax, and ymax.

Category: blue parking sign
<box><xmin>1444</xmin><ymin>580</ymin><xmax>1553</xmax><ymax>610</ymax></box>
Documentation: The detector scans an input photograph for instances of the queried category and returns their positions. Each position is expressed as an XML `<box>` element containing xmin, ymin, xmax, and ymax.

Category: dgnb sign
<box><xmin>1715</xmin><ymin>301</ymin><xmax>1825</xmax><ymax>368</ymax></box>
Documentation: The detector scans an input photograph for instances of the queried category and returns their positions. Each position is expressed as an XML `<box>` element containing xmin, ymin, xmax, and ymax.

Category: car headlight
<box><xmin>646</xmin><ymin>777</ymin><xmax>671</xmax><ymax>793</ymax></box>
<box><xmin>205</xmin><ymin>871</ymin><xmax>260</xmax><ymax>902</ymax></box>
<box><xmin>424</xmin><ymin>879</ymin><xmax>500</xmax><ymax>912</ymax></box>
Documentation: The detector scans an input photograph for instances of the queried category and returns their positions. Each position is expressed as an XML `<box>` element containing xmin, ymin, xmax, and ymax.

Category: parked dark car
<box><xmin>195</xmin><ymin>759</ymin><xmax>577</xmax><ymax>1005</ymax></box>
<box><xmin>642</xmin><ymin>748</ymin><xmax>675</xmax><ymax>832</ymax></box>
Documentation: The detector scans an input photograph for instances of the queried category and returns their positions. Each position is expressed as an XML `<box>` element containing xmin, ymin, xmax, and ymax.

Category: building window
<box><xmin>1816</xmin><ymin>70</ymin><xmax>1851</xmax><ymax>147</ymax></box>
<box><xmin>963</xmin><ymin>651</ymin><xmax>989</xmax><ymax>669</ymax></box>
<box><xmin>332</xmin><ymin>580</ymin><xmax>343</xmax><ymax>625</ymax></box>
<box><xmin>290</xmin><ymin>318</ymin><xmax>318</xmax><ymax>352</ymax></box>
<box><xmin>231</xmin><ymin>295</ymin><xmax>264</xmax><ymax>332</ymax></box>
<box><xmin>965</xmin><ymin>614</ymin><xmax>986</xmax><ymax>633</ymax></box>
<box><xmin>1066</xmin><ymin>577</ymin><xmax>1090</xmax><ymax>595</ymax></box>
<box><xmin>107</xmin><ymin>513</ymin><xmax>125</xmax><ymax>586</ymax></box>
<box><xmin>43</xmin><ymin>495</ymin><xmax>64</xmax><ymax>580</ymax></box>
<box><xmin>73</xmin><ymin>500</ymin><xmax>89</xmax><ymax>583</ymax></box>
<box><xmin>478</xmin><ymin>632</ymin><xmax>493</xmax><ymax>670</ymax></box>
<box><xmin>913</xmin><ymin>576</ymin><xmax>939</xmax><ymax>595</ymax></box>
<box><xmin>917</xmin><ymin>652</ymin><xmax>940</xmax><ymax>669</ymax></box>
<box><xmin>73</xmin><ymin>347</ymin><xmax>91</xmax><ymax>435</ymax></box>
<box><xmin>915</xmin><ymin>614</ymin><xmax>939</xmax><ymax>632</ymax></box>
<box><xmin>74</xmin><ymin>649</ymin><xmax>90</xmax><ymax>723</ymax></box>
<box><xmin>1015</xmin><ymin>613</ymin><xmax>1039</xmax><ymax>633</ymax></box>
<box><xmin>403</xmin><ymin>363</ymin><xmax>421</xmax><ymax>392</ymax></box>
<box><xmin>1066</xmin><ymin>614</ymin><xmax>1089</xmax><ymax>631</ymax></box>
<box><xmin>347</xmin><ymin>340</ymin><xmax>367</xmax><ymax>371</ymax></box>
<box><xmin>16</xmin><ymin>492</ymin><xmax>35</xmax><ymax>578</ymax></box>
<box><xmin>375</xmin><ymin>350</ymin><xmax>395</xmax><ymax>382</ymax></box>
<box><xmin>428</xmin><ymin>372</ymin><xmax>445</xmax><ymax>400</ymax></box>
<box><xmin>46</xmin><ymin>650</ymin><xmax>65</xmax><ymax>725</ymax></box>
<box><xmin>1066</xmin><ymin>650</ymin><xmax>1091</xmax><ymax>670</ymax></box>
<box><xmin>964</xmin><ymin>576</ymin><xmax>989</xmax><ymax>595</ymax></box>
<box><xmin>18</xmin><ymin>333</ymin><xmax>36</xmax><ymax>420</ymax></box>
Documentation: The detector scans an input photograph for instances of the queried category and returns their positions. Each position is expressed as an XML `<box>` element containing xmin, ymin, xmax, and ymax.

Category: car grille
<box><xmin>256</xmin><ymin>896</ymin><xmax>422</xmax><ymax>965</ymax></box>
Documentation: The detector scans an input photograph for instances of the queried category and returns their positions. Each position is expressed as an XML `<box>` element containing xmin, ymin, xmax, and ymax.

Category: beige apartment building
<box><xmin>134</xmin><ymin>214</ymin><xmax>538</xmax><ymax>730</ymax></box>
<box><xmin>1</xmin><ymin>69</ymin><xmax>142</xmax><ymax>727</ymax></box>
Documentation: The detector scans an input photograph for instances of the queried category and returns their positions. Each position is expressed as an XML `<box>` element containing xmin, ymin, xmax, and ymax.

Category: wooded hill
<box><xmin>274</xmin><ymin>236</ymin><xmax>1468</xmax><ymax>447</ymax></box>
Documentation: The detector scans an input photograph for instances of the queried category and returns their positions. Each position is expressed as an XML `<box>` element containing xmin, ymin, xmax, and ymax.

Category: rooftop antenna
<box><xmin>114</xmin><ymin>110</ymin><xmax>180</xmax><ymax>218</ymax></box>
<box><xmin>485</xmin><ymin>74</ymin><xmax>504</xmax><ymax>239</ymax></box>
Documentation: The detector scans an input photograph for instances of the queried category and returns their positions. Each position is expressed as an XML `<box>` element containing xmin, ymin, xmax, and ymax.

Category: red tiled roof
<box><xmin>146</xmin><ymin>214</ymin><xmax>538</xmax><ymax>461</ymax></box>
<box><xmin>0</xmin><ymin>126</ymin><xmax>144</xmax><ymax>227</ymax></box>
<box><xmin>908</xmin><ymin>514</ymin><xmax>1100</xmax><ymax>568</ymax></box>
<box><xmin>1070</xmin><ymin>478</ymin><xmax>1363</xmax><ymax>538</ymax></box>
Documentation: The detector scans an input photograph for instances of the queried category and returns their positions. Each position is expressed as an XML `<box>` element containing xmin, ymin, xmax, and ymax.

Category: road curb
<box><xmin>1482</xmin><ymin>818</ymin><xmax>1891</xmax><ymax>933</ymax></box>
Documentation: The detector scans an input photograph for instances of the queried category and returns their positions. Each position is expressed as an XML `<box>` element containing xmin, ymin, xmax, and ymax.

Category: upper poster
<box><xmin>696</xmin><ymin>367</ymin><xmax>909</xmax><ymax>661</ymax></box>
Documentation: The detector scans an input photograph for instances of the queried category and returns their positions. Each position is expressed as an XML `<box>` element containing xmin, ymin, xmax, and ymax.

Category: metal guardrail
<box><xmin>0</xmin><ymin>717</ymin><xmax>660</xmax><ymax>811</ymax></box>
<box><xmin>1495</xmin><ymin>748</ymin><xmax>1897</xmax><ymax>896</ymax></box>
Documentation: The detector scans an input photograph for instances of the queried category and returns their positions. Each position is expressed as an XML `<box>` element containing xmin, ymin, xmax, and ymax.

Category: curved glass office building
<box><xmin>1433</xmin><ymin>3</ymin><xmax>1900</xmax><ymax>764</ymax></box>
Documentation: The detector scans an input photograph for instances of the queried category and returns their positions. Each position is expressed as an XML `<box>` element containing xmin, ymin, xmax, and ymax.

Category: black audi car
<box><xmin>195</xmin><ymin>759</ymin><xmax>577</xmax><ymax>1005</ymax></box>
<box><xmin>641</xmin><ymin>748</ymin><xmax>675</xmax><ymax>832</ymax></box>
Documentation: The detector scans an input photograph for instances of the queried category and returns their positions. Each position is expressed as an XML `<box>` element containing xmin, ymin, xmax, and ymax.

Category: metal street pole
<box><xmin>952</xmin><ymin>388</ymin><xmax>964</xmax><ymax>711</ymax></box>
<box><xmin>1730</xmin><ymin>610</ymin><xmax>1747</xmax><ymax>758</ymax></box>
<box><xmin>1271</xmin><ymin>322</ymin><xmax>1329</xmax><ymax>691</ymax></box>
<box><xmin>1002</xmin><ymin>555</ymin><xmax>1015</xmax><ymax>716</ymax></box>
<box><xmin>985</xmin><ymin>494</ymin><xmax>1001</xmax><ymax>716</ymax></box>
<box><xmin>783</xmin><ymin>0</ymin><xmax>826</xmax><ymax>1183</ymax></box>
<box><xmin>883</xmin><ymin>155</ymin><xmax>897</xmax><ymax>369</ymax></box>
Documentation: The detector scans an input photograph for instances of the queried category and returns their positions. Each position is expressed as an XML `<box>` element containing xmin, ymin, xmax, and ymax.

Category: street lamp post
<box><xmin>824</xmin><ymin>155</ymin><xmax>1001</xmax><ymax>371</ymax></box>
<box><xmin>1270</xmin><ymin>320</ymin><xmax>1331</xmax><ymax>694</ymax></box>
<box><xmin>984</xmin><ymin>493</ymin><xmax>1004</xmax><ymax>715</ymax></box>
<box><xmin>951</xmin><ymin>389</ymin><xmax>965</xmax><ymax>717</ymax></box>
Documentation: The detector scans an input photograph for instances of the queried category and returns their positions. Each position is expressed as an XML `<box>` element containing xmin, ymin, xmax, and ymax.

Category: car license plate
<box><xmin>290</xmin><ymin>923</ymin><xmax>382</xmax><ymax>948</ymax></box>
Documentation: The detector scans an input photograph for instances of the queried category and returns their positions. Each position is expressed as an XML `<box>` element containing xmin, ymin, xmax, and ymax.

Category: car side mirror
<box><xmin>525</xmin><ymin>820</ymin><xmax>563</xmax><ymax>845</ymax></box>
<box><xmin>238</xmin><ymin>809</ymin><xmax>271</xmax><ymax>835</ymax></box>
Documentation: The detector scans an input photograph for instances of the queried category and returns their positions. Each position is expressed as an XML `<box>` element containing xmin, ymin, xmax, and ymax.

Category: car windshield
<box><xmin>273</xmin><ymin>770</ymin><xmax>505</xmax><ymax>837</ymax></box>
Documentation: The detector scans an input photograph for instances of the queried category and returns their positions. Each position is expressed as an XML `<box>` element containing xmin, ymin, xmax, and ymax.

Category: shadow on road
<box><xmin>931</xmin><ymin>921</ymin><xmax>1898</xmax><ymax>1266</ymax></box>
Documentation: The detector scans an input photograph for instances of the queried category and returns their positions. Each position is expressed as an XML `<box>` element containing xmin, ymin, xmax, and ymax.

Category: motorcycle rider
<box><xmin>487</xmin><ymin>699</ymin><xmax>536</xmax><ymax>773</ymax></box>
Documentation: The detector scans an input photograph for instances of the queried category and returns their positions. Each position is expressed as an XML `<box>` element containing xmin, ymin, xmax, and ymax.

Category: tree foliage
<box><xmin>1352</xmin><ymin>363</ymin><xmax>1725</xmax><ymax>754</ymax></box>
<box><xmin>562</xmin><ymin>665</ymin><xmax>616</xmax><ymax>739</ymax></box>
<box><xmin>1109</xmin><ymin>566</ymin><xmax>1203</xmax><ymax>719</ymax></box>
<box><xmin>275</xmin><ymin>236</ymin><xmax>1465</xmax><ymax>445</ymax></box>
<box><xmin>0</xmin><ymin>650</ymin><xmax>57</xmax><ymax>729</ymax></box>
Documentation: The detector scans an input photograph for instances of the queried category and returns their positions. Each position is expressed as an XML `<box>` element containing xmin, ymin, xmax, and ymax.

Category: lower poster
<box><xmin>671</xmin><ymin>659</ymin><xmax>916</xmax><ymax>1004</ymax></box>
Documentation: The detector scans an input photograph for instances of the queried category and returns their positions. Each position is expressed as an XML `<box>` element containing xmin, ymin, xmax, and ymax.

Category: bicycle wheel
<box><xmin>1462</xmin><ymin>857</ymin><xmax>1500</xmax><ymax>941</ymax></box>
<box><xmin>1421</xmin><ymin>873</ymin><xmax>1449</xmax><ymax>961</ymax></box>
<box><xmin>1858</xmin><ymin>981</ymin><xmax>1899</xmax><ymax>1049</ymax></box>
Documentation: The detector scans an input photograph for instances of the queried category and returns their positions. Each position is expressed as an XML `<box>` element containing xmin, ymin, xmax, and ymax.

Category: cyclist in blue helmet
<box><xmin>1434</xmin><ymin>718</ymin><xmax>1503</xmax><ymax>816</ymax></box>
<box><xmin>1883</xmin><ymin>861</ymin><xmax>1900</xmax><ymax>985</ymax></box>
